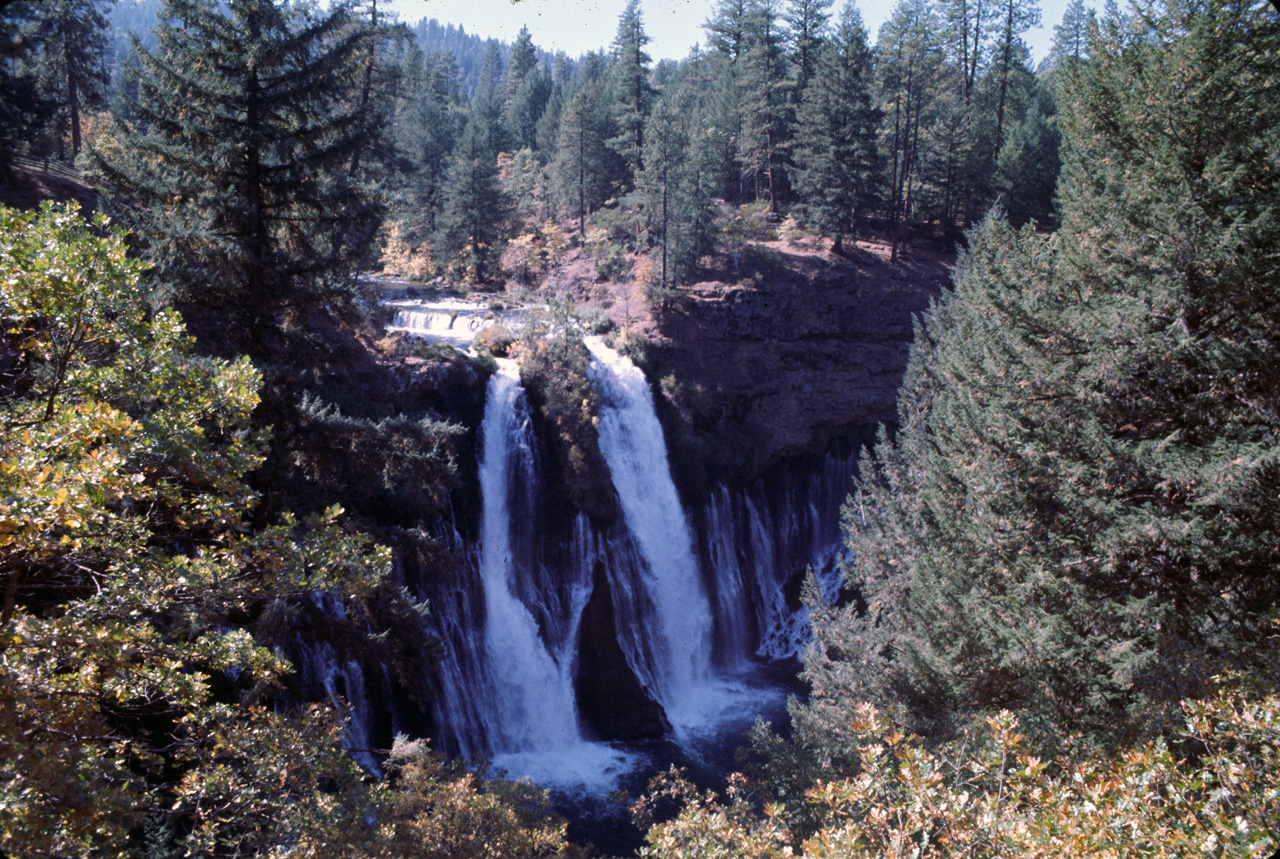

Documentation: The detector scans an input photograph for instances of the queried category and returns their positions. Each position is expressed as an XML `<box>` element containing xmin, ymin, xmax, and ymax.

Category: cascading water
<box><xmin>306</xmin><ymin>323</ymin><xmax>863</xmax><ymax>808</ymax></box>
<box><xmin>435</xmin><ymin>359</ymin><xmax>629</xmax><ymax>788</ymax></box>
<box><xmin>696</xmin><ymin>447</ymin><xmax>859</xmax><ymax>660</ymax></box>
<box><xmin>584</xmin><ymin>338</ymin><xmax>763</xmax><ymax>738</ymax></box>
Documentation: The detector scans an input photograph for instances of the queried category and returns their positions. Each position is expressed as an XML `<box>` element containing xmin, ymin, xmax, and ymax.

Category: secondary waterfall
<box><xmin>585</xmin><ymin>338</ymin><xmax>756</xmax><ymax>737</ymax></box>
<box><xmin>454</xmin><ymin>359</ymin><xmax>629</xmax><ymax>788</ymax></box>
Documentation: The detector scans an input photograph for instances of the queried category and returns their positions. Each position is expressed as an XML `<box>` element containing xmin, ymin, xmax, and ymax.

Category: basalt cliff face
<box><xmin>636</xmin><ymin>241</ymin><xmax>951</xmax><ymax>481</ymax></box>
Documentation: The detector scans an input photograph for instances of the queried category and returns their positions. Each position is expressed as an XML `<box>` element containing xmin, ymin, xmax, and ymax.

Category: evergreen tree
<box><xmin>705</xmin><ymin>0</ymin><xmax>756</xmax><ymax>59</ymax></box>
<box><xmin>551</xmin><ymin>86</ymin><xmax>615</xmax><ymax>234</ymax></box>
<box><xmin>1046</xmin><ymin>0</ymin><xmax>1096</xmax><ymax>67</ymax></box>
<box><xmin>993</xmin><ymin>88</ymin><xmax>1058</xmax><ymax>226</ymax></box>
<box><xmin>534</xmin><ymin>77</ymin><xmax>566</xmax><ymax>157</ymax></box>
<box><xmin>735</xmin><ymin>0</ymin><xmax>791</xmax><ymax>212</ymax></box>
<box><xmin>501</xmin><ymin>24</ymin><xmax>547</xmax><ymax>150</ymax></box>
<box><xmin>988</xmin><ymin>0</ymin><xmax>1040</xmax><ymax>158</ymax></box>
<box><xmin>793</xmin><ymin>1</ymin><xmax>880</xmax><ymax>252</ymax></box>
<box><xmin>96</xmin><ymin>0</ymin><xmax>383</xmax><ymax>329</ymax></box>
<box><xmin>395</xmin><ymin>45</ymin><xmax>460</xmax><ymax>235</ymax></box>
<box><xmin>877</xmin><ymin>0</ymin><xmax>945</xmax><ymax>260</ymax></box>
<box><xmin>800</xmin><ymin>0</ymin><xmax>1280</xmax><ymax>740</ymax></box>
<box><xmin>471</xmin><ymin>41</ymin><xmax>507</xmax><ymax>150</ymax></box>
<box><xmin>344</xmin><ymin>0</ymin><xmax>406</xmax><ymax>176</ymax></box>
<box><xmin>0</xmin><ymin>3</ymin><xmax>50</xmax><ymax>175</ymax></box>
<box><xmin>607</xmin><ymin>0</ymin><xmax>655</xmax><ymax>179</ymax></box>
<box><xmin>784</xmin><ymin>0</ymin><xmax>833</xmax><ymax>95</ymax></box>
<box><xmin>506</xmin><ymin>65</ymin><xmax>551</xmax><ymax>153</ymax></box>
<box><xmin>434</xmin><ymin>115</ymin><xmax>509</xmax><ymax>284</ymax></box>
<box><xmin>939</xmin><ymin>0</ymin><xmax>994</xmax><ymax>110</ymax></box>
<box><xmin>937</xmin><ymin>0</ymin><xmax>996</xmax><ymax>224</ymax></box>
<box><xmin>503</xmin><ymin>24</ymin><xmax>538</xmax><ymax>108</ymax></box>
<box><xmin>29</xmin><ymin>0</ymin><xmax>112</xmax><ymax>159</ymax></box>
<box><xmin>641</xmin><ymin>95</ymin><xmax>714</xmax><ymax>287</ymax></box>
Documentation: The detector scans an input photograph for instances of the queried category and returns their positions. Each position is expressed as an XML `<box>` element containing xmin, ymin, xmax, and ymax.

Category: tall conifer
<box><xmin>793</xmin><ymin>1</ymin><xmax>880</xmax><ymax>252</ymax></box>
<box><xmin>551</xmin><ymin>86</ymin><xmax>614</xmax><ymax>233</ymax></box>
<box><xmin>800</xmin><ymin>0</ymin><xmax>1280</xmax><ymax>740</ymax></box>
<box><xmin>97</xmin><ymin>0</ymin><xmax>382</xmax><ymax>328</ymax></box>
<box><xmin>434</xmin><ymin>115</ymin><xmax>509</xmax><ymax>284</ymax></box>
<box><xmin>30</xmin><ymin>0</ymin><xmax>112</xmax><ymax>158</ymax></box>
<box><xmin>607</xmin><ymin>0</ymin><xmax>655</xmax><ymax>180</ymax></box>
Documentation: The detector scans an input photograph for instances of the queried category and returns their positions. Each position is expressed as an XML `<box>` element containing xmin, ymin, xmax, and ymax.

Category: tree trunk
<box><xmin>993</xmin><ymin>2</ymin><xmax>1013</xmax><ymax>161</ymax></box>
<box><xmin>66</xmin><ymin>32</ymin><xmax>81</xmax><ymax>156</ymax></box>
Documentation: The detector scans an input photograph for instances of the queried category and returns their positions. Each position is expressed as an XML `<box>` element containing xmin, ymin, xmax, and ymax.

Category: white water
<box><xmin>387</xmin><ymin>298</ymin><xmax>533</xmax><ymax>347</ymax></box>
<box><xmin>477</xmin><ymin>360</ymin><xmax>630</xmax><ymax>790</ymax></box>
<box><xmin>584</xmin><ymin>338</ymin><xmax>759</xmax><ymax>738</ymax></box>
<box><xmin>389</xmin><ymin>303</ymin><xmax>493</xmax><ymax>345</ymax></box>
<box><xmin>298</xmin><ymin>594</ymin><xmax>380</xmax><ymax>773</ymax></box>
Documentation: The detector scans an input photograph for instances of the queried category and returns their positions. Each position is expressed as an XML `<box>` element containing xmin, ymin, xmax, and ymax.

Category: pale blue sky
<box><xmin>385</xmin><ymin>0</ymin><xmax>1074</xmax><ymax>64</ymax></box>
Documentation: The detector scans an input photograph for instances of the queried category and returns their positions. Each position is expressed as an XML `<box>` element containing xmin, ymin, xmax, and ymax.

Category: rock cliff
<box><xmin>642</xmin><ymin>240</ymin><xmax>950</xmax><ymax>479</ymax></box>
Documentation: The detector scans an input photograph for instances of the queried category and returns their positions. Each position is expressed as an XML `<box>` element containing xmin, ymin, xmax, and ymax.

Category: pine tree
<box><xmin>877</xmin><ymin>0</ymin><xmax>945</xmax><ymax>261</ymax></box>
<box><xmin>939</xmin><ymin>0</ymin><xmax>995</xmax><ymax>111</ymax></box>
<box><xmin>793</xmin><ymin>0</ymin><xmax>880</xmax><ymax>252</ymax></box>
<box><xmin>551</xmin><ymin>86</ymin><xmax>615</xmax><ymax>234</ymax></box>
<box><xmin>503</xmin><ymin>24</ymin><xmax>538</xmax><ymax>108</ymax></box>
<box><xmin>29</xmin><ymin>0</ymin><xmax>112</xmax><ymax>159</ymax></box>
<box><xmin>395</xmin><ymin>45</ymin><xmax>460</xmax><ymax>235</ymax></box>
<box><xmin>0</xmin><ymin>3</ymin><xmax>51</xmax><ymax>175</ymax></box>
<box><xmin>471</xmin><ymin>41</ymin><xmax>507</xmax><ymax>151</ymax></box>
<box><xmin>641</xmin><ymin>95</ymin><xmax>714</xmax><ymax>287</ymax></box>
<box><xmin>993</xmin><ymin>89</ymin><xmax>1058</xmax><ymax>226</ymax></box>
<box><xmin>705</xmin><ymin>0</ymin><xmax>756</xmax><ymax>59</ymax></box>
<box><xmin>988</xmin><ymin>0</ymin><xmax>1039</xmax><ymax>159</ymax></box>
<box><xmin>937</xmin><ymin>0</ymin><xmax>996</xmax><ymax>224</ymax></box>
<box><xmin>1046</xmin><ymin>0</ymin><xmax>1096</xmax><ymax>67</ymax></box>
<box><xmin>434</xmin><ymin>115</ymin><xmax>510</xmax><ymax>284</ymax></box>
<box><xmin>735</xmin><ymin>0</ymin><xmax>791</xmax><ymax>212</ymax></box>
<box><xmin>534</xmin><ymin>77</ymin><xmax>566</xmax><ymax>157</ymax></box>
<box><xmin>506</xmin><ymin>66</ymin><xmax>551</xmax><ymax>153</ymax></box>
<box><xmin>96</xmin><ymin>0</ymin><xmax>383</xmax><ymax>328</ymax></box>
<box><xmin>798</xmin><ymin>0</ymin><xmax>1280</xmax><ymax>740</ymax></box>
<box><xmin>784</xmin><ymin>0</ymin><xmax>833</xmax><ymax>96</ymax></box>
<box><xmin>344</xmin><ymin>0</ymin><xmax>405</xmax><ymax>176</ymax></box>
<box><xmin>607</xmin><ymin>0</ymin><xmax>655</xmax><ymax>180</ymax></box>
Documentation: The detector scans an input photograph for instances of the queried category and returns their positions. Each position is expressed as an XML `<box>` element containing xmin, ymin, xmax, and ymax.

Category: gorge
<box><xmin>310</xmin><ymin>241</ymin><xmax>949</xmax><ymax>802</ymax></box>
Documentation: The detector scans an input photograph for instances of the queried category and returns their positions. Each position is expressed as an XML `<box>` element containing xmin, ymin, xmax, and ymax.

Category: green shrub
<box><xmin>639</xmin><ymin>686</ymin><xmax>1280</xmax><ymax>859</ymax></box>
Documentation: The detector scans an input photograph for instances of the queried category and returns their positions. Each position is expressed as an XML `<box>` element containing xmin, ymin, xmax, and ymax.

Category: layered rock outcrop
<box><xmin>646</xmin><ymin>243</ymin><xmax>950</xmax><ymax>476</ymax></box>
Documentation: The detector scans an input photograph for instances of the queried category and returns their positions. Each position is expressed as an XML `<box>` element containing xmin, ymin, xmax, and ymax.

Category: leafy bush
<box><xmin>0</xmin><ymin>201</ymin><xmax>581</xmax><ymax>859</ymax></box>
<box><xmin>516</xmin><ymin>329</ymin><xmax>615</xmax><ymax>520</ymax></box>
<box><xmin>639</xmin><ymin>687</ymin><xmax>1280</xmax><ymax>859</ymax></box>
<box><xmin>0</xmin><ymin>203</ymin><xmax>387</xmax><ymax>855</ymax></box>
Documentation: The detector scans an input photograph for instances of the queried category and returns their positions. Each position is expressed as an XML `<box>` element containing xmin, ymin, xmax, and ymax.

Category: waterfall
<box><xmin>696</xmin><ymin>448</ymin><xmax>858</xmax><ymax>660</ymax></box>
<box><xmin>296</xmin><ymin>593</ymin><xmax>380</xmax><ymax>773</ymax></box>
<box><xmin>459</xmin><ymin>359</ymin><xmax>629</xmax><ymax>788</ymax></box>
<box><xmin>305</xmin><ymin>329</ymin><xmax>864</xmax><ymax>791</ymax></box>
<box><xmin>585</xmin><ymin>338</ymin><xmax>761</xmax><ymax>737</ymax></box>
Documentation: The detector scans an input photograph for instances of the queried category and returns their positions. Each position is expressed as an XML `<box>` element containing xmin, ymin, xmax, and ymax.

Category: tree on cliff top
<box><xmin>95</xmin><ymin>0</ymin><xmax>384</xmax><ymax>331</ymax></box>
<box><xmin>792</xmin><ymin>0</ymin><xmax>880</xmax><ymax>252</ymax></box>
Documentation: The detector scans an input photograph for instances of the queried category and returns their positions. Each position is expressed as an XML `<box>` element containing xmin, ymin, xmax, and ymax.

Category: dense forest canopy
<box><xmin>2</xmin><ymin>0</ymin><xmax>1279</xmax><ymax>855</ymax></box>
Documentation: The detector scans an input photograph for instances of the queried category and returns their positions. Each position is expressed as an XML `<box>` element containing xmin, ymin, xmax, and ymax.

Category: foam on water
<box><xmin>475</xmin><ymin>359</ymin><xmax>632</xmax><ymax>789</ymax></box>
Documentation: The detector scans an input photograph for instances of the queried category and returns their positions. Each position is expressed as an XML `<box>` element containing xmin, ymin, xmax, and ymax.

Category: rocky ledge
<box><xmin>645</xmin><ymin>239</ymin><xmax>951</xmax><ymax>477</ymax></box>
